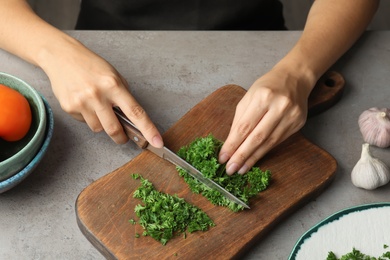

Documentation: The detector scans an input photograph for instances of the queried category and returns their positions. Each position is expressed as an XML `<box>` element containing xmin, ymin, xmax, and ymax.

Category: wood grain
<box><xmin>76</xmin><ymin>71</ymin><xmax>344</xmax><ymax>260</ymax></box>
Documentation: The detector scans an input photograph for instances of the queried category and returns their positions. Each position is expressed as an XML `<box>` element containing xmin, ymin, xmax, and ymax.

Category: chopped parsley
<box><xmin>176</xmin><ymin>134</ymin><xmax>271</xmax><ymax>212</ymax></box>
<box><xmin>327</xmin><ymin>247</ymin><xmax>390</xmax><ymax>260</ymax></box>
<box><xmin>131</xmin><ymin>174</ymin><xmax>214</xmax><ymax>245</ymax></box>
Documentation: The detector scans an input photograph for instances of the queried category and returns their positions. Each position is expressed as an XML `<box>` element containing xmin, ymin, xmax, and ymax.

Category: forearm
<box><xmin>0</xmin><ymin>1</ymin><xmax>163</xmax><ymax>147</ymax></box>
<box><xmin>275</xmin><ymin>0</ymin><xmax>379</xmax><ymax>88</ymax></box>
<box><xmin>0</xmin><ymin>0</ymin><xmax>81</xmax><ymax>69</ymax></box>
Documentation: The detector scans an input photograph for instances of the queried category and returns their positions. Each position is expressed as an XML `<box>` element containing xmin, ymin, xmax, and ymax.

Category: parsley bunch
<box><xmin>131</xmin><ymin>174</ymin><xmax>215</xmax><ymax>245</ymax></box>
<box><xmin>176</xmin><ymin>134</ymin><xmax>271</xmax><ymax>212</ymax></box>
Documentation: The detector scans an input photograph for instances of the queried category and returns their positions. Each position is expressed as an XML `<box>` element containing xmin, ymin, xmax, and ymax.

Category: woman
<box><xmin>0</xmin><ymin>0</ymin><xmax>379</xmax><ymax>175</ymax></box>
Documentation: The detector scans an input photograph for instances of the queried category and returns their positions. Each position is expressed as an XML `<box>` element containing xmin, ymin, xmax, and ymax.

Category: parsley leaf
<box><xmin>176</xmin><ymin>134</ymin><xmax>271</xmax><ymax>212</ymax></box>
<box><xmin>327</xmin><ymin>247</ymin><xmax>390</xmax><ymax>260</ymax></box>
<box><xmin>131</xmin><ymin>174</ymin><xmax>214</xmax><ymax>245</ymax></box>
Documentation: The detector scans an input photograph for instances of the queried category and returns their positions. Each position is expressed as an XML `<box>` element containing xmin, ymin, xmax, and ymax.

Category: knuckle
<box><xmin>61</xmin><ymin>97</ymin><xmax>83</xmax><ymax>114</ymax></box>
<box><xmin>99</xmin><ymin>74</ymin><xmax>121</xmax><ymax>91</ymax></box>
<box><xmin>252</xmin><ymin>132</ymin><xmax>266</xmax><ymax>145</ymax></box>
<box><xmin>278</xmin><ymin>95</ymin><xmax>293</xmax><ymax>111</ymax></box>
<box><xmin>290</xmin><ymin>105</ymin><xmax>303</xmax><ymax>117</ymax></box>
<box><xmin>88</xmin><ymin>120</ymin><xmax>103</xmax><ymax>133</ymax></box>
<box><xmin>288</xmin><ymin>106</ymin><xmax>307</xmax><ymax>130</ymax></box>
<box><xmin>259</xmin><ymin>87</ymin><xmax>276</xmax><ymax>102</ymax></box>
<box><xmin>105</xmin><ymin>123</ymin><xmax>123</xmax><ymax>137</ymax></box>
<box><xmin>91</xmin><ymin>125</ymin><xmax>103</xmax><ymax>133</ymax></box>
<box><xmin>60</xmin><ymin>102</ymin><xmax>73</xmax><ymax>114</ymax></box>
<box><xmin>83</xmin><ymin>86</ymin><xmax>100</xmax><ymax>100</ymax></box>
<box><xmin>296</xmin><ymin>116</ymin><xmax>306</xmax><ymax>129</ymax></box>
<box><xmin>236</xmin><ymin>152</ymin><xmax>247</xmax><ymax>163</ymax></box>
<box><xmin>237</xmin><ymin>122</ymin><xmax>251</xmax><ymax>136</ymax></box>
<box><xmin>222</xmin><ymin>140</ymin><xmax>237</xmax><ymax>152</ymax></box>
<box><xmin>129</xmin><ymin>105</ymin><xmax>146</xmax><ymax>120</ymax></box>
<box><xmin>265</xmin><ymin>135</ymin><xmax>278</xmax><ymax>148</ymax></box>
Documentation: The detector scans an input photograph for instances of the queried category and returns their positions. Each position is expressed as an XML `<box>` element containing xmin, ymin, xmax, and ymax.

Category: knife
<box><xmin>113</xmin><ymin>106</ymin><xmax>250</xmax><ymax>209</ymax></box>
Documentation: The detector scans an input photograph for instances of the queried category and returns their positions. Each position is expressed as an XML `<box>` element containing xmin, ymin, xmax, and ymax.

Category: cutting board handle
<box><xmin>308</xmin><ymin>71</ymin><xmax>345</xmax><ymax>117</ymax></box>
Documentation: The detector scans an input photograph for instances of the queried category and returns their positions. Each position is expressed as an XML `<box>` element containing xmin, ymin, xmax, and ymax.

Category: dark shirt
<box><xmin>76</xmin><ymin>0</ymin><xmax>285</xmax><ymax>30</ymax></box>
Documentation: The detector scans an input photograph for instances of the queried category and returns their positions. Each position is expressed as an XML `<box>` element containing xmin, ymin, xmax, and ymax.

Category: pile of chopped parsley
<box><xmin>131</xmin><ymin>174</ymin><xmax>215</xmax><ymax>245</ymax></box>
<box><xmin>176</xmin><ymin>134</ymin><xmax>271</xmax><ymax>212</ymax></box>
<box><xmin>327</xmin><ymin>246</ymin><xmax>390</xmax><ymax>260</ymax></box>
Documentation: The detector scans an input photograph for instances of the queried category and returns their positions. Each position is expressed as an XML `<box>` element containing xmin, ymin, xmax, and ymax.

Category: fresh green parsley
<box><xmin>131</xmin><ymin>174</ymin><xmax>214</xmax><ymax>245</ymax></box>
<box><xmin>327</xmin><ymin>247</ymin><xmax>390</xmax><ymax>260</ymax></box>
<box><xmin>176</xmin><ymin>134</ymin><xmax>271</xmax><ymax>212</ymax></box>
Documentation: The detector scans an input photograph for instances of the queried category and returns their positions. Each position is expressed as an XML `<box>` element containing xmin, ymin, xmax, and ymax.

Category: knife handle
<box><xmin>113</xmin><ymin>107</ymin><xmax>149</xmax><ymax>149</ymax></box>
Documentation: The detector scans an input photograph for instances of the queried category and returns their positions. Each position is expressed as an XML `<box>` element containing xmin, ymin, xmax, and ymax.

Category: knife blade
<box><xmin>113</xmin><ymin>107</ymin><xmax>250</xmax><ymax>209</ymax></box>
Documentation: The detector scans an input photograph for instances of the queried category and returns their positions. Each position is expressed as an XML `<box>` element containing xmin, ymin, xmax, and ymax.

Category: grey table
<box><xmin>1</xmin><ymin>31</ymin><xmax>390</xmax><ymax>260</ymax></box>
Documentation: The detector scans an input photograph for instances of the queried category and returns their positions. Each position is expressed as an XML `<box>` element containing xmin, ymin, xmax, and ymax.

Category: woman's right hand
<box><xmin>40</xmin><ymin>36</ymin><xmax>163</xmax><ymax>147</ymax></box>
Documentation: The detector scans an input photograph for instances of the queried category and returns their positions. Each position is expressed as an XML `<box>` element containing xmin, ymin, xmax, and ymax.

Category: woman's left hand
<box><xmin>218</xmin><ymin>66</ymin><xmax>313</xmax><ymax>175</ymax></box>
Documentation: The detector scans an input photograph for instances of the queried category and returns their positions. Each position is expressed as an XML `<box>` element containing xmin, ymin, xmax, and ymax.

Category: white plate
<box><xmin>289</xmin><ymin>203</ymin><xmax>390</xmax><ymax>259</ymax></box>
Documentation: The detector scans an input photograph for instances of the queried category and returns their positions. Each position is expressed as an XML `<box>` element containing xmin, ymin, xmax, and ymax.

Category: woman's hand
<box><xmin>219</xmin><ymin>66</ymin><xmax>313</xmax><ymax>175</ymax></box>
<box><xmin>217</xmin><ymin>0</ymin><xmax>379</xmax><ymax>175</ymax></box>
<box><xmin>0</xmin><ymin>0</ymin><xmax>163</xmax><ymax>147</ymax></box>
<box><xmin>42</xmin><ymin>38</ymin><xmax>163</xmax><ymax>147</ymax></box>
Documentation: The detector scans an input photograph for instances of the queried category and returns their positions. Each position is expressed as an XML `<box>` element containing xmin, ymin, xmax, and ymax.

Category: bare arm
<box><xmin>279</xmin><ymin>0</ymin><xmax>379</xmax><ymax>83</ymax></box>
<box><xmin>220</xmin><ymin>0</ymin><xmax>379</xmax><ymax>175</ymax></box>
<box><xmin>0</xmin><ymin>0</ymin><xmax>164</xmax><ymax>147</ymax></box>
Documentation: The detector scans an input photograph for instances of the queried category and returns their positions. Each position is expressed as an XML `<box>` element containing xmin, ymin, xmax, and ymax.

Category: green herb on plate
<box><xmin>327</xmin><ymin>247</ymin><xmax>390</xmax><ymax>260</ymax></box>
<box><xmin>176</xmin><ymin>134</ymin><xmax>271</xmax><ymax>212</ymax></box>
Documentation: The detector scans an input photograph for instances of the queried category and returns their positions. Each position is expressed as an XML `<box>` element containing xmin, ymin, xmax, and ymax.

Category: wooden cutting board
<box><xmin>76</xmin><ymin>71</ymin><xmax>344</xmax><ymax>260</ymax></box>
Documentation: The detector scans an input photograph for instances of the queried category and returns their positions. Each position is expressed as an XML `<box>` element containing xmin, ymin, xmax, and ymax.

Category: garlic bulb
<box><xmin>351</xmin><ymin>143</ymin><xmax>390</xmax><ymax>190</ymax></box>
<box><xmin>358</xmin><ymin>107</ymin><xmax>390</xmax><ymax>148</ymax></box>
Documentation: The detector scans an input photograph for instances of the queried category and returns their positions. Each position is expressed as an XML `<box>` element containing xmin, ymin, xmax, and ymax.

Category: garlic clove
<box><xmin>358</xmin><ymin>107</ymin><xmax>390</xmax><ymax>148</ymax></box>
<box><xmin>351</xmin><ymin>143</ymin><xmax>390</xmax><ymax>190</ymax></box>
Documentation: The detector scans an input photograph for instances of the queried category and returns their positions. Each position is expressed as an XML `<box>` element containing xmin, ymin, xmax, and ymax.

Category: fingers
<box><xmin>219</xmin><ymin>79</ymin><xmax>308</xmax><ymax>175</ymax></box>
<box><xmin>66</xmin><ymin>99</ymin><xmax>129</xmax><ymax>144</ymax></box>
<box><xmin>115</xmin><ymin>74</ymin><xmax>163</xmax><ymax>147</ymax></box>
<box><xmin>59</xmin><ymin>73</ymin><xmax>163</xmax><ymax>147</ymax></box>
<box><xmin>116</xmin><ymin>96</ymin><xmax>164</xmax><ymax>148</ymax></box>
<box><xmin>90</xmin><ymin>83</ymin><xmax>163</xmax><ymax>147</ymax></box>
<box><xmin>46</xmin><ymin>40</ymin><xmax>163</xmax><ymax>147</ymax></box>
<box><xmin>223</xmin><ymin>110</ymin><xmax>299</xmax><ymax>175</ymax></box>
<box><xmin>95</xmin><ymin>105</ymin><xmax>129</xmax><ymax>144</ymax></box>
<box><xmin>221</xmin><ymin>108</ymin><xmax>281</xmax><ymax>175</ymax></box>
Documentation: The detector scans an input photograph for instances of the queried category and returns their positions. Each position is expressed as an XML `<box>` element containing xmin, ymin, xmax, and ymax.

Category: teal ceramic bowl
<box><xmin>0</xmin><ymin>95</ymin><xmax>54</xmax><ymax>193</ymax></box>
<box><xmin>0</xmin><ymin>72</ymin><xmax>47</xmax><ymax>181</ymax></box>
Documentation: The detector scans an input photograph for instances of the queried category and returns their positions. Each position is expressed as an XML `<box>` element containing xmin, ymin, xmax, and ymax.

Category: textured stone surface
<box><xmin>0</xmin><ymin>31</ymin><xmax>390</xmax><ymax>259</ymax></box>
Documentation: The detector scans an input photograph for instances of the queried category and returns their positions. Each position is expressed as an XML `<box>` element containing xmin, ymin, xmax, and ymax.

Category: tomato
<box><xmin>0</xmin><ymin>84</ymin><xmax>32</xmax><ymax>141</ymax></box>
